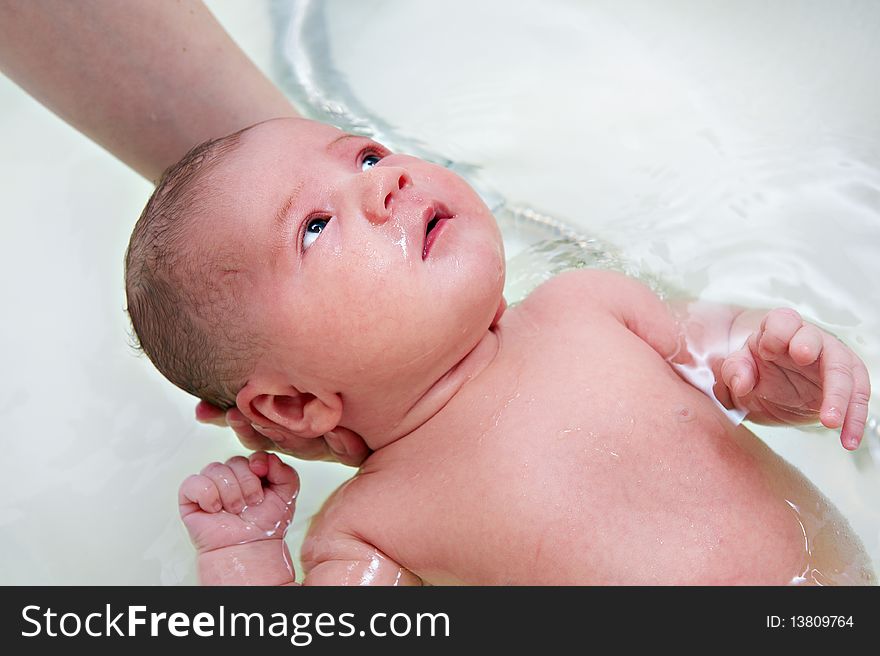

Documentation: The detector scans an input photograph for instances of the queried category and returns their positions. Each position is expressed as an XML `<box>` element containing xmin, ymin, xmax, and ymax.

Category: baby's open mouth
<box><xmin>426</xmin><ymin>216</ymin><xmax>440</xmax><ymax>237</ymax></box>
<box><xmin>423</xmin><ymin>205</ymin><xmax>453</xmax><ymax>259</ymax></box>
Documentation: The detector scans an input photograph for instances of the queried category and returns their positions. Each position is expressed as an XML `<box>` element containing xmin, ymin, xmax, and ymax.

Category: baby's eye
<box><xmin>361</xmin><ymin>153</ymin><xmax>383</xmax><ymax>172</ymax></box>
<box><xmin>303</xmin><ymin>216</ymin><xmax>331</xmax><ymax>250</ymax></box>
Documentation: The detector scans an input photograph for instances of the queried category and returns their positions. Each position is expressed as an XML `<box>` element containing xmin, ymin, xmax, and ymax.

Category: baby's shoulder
<box><xmin>519</xmin><ymin>268</ymin><xmax>647</xmax><ymax>317</ymax></box>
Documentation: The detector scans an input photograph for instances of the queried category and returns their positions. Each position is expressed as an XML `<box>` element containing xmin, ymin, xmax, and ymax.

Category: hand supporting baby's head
<box><xmin>126</xmin><ymin>118</ymin><xmax>506</xmax><ymax>450</ymax></box>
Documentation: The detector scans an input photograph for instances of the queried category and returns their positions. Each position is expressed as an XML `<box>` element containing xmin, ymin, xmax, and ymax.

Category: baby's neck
<box><xmin>360</xmin><ymin>327</ymin><xmax>502</xmax><ymax>451</ymax></box>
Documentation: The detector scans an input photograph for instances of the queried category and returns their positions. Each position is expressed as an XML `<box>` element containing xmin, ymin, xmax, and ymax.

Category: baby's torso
<box><xmin>306</xmin><ymin>273</ymin><xmax>874</xmax><ymax>585</ymax></box>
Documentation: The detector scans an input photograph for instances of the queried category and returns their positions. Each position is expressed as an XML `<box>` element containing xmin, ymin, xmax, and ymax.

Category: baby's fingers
<box><xmin>179</xmin><ymin>474</ymin><xmax>222</xmax><ymax>516</ymax></box>
<box><xmin>264</xmin><ymin>453</ymin><xmax>300</xmax><ymax>503</ymax></box>
<box><xmin>247</xmin><ymin>452</ymin><xmax>300</xmax><ymax>502</ymax></box>
<box><xmin>200</xmin><ymin>462</ymin><xmax>246</xmax><ymax>515</ymax></box>
<box><xmin>818</xmin><ymin>339</ymin><xmax>854</xmax><ymax>432</ymax></box>
<box><xmin>721</xmin><ymin>346</ymin><xmax>757</xmax><ymax>398</ymax></box>
<box><xmin>788</xmin><ymin>324</ymin><xmax>823</xmax><ymax>367</ymax></box>
<box><xmin>226</xmin><ymin>456</ymin><xmax>264</xmax><ymax>506</ymax></box>
<box><xmin>757</xmin><ymin>308</ymin><xmax>803</xmax><ymax>362</ymax></box>
<box><xmin>839</xmin><ymin>360</ymin><xmax>871</xmax><ymax>451</ymax></box>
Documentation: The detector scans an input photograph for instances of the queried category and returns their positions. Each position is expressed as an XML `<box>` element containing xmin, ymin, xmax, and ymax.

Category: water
<box><xmin>1</xmin><ymin>0</ymin><xmax>877</xmax><ymax>584</ymax></box>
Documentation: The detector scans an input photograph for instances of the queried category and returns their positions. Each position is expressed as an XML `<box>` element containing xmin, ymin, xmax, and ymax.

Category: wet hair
<box><xmin>125</xmin><ymin>128</ymin><xmax>261</xmax><ymax>410</ymax></box>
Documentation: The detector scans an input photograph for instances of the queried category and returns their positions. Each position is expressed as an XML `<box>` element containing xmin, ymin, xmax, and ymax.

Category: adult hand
<box><xmin>196</xmin><ymin>401</ymin><xmax>371</xmax><ymax>467</ymax></box>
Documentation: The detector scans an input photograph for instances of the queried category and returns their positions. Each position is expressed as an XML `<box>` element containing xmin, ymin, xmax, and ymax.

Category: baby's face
<box><xmin>205</xmin><ymin>118</ymin><xmax>505</xmax><ymax>395</ymax></box>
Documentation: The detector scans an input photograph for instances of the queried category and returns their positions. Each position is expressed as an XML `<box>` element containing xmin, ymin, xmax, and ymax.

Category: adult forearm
<box><xmin>0</xmin><ymin>0</ymin><xmax>299</xmax><ymax>182</ymax></box>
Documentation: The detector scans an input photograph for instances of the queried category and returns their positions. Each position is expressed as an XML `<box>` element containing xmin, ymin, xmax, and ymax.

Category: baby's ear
<box><xmin>236</xmin><ymin>381</ymin><xmax>342</xmax><ymax>441</ymax></box>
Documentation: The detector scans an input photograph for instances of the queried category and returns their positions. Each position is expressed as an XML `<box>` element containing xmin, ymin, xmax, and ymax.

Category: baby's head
<box><xmin>126</xmin><ymin>118</ymin><xmax>505</xmax><ymax>441</ymax></box>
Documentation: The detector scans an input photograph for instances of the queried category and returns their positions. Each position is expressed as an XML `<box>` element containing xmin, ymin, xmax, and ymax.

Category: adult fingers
<box><xmin>225</xmin><ymin>408</ymin><xmax>278</xmax><ymax>451</ymax></box>
<box><xmin>195</xmin><ymin>400</ymin><xmax>227</xmax><ymax>427</ymax></box>
<box><xmin>228</xmin><ymin>407</ymin><xmax>369</xmax><ymax>466</ymax></box>
<box><xmin>324</xmin><ymin>427</ymin><xmax>371</xmax><ymax>467</ymax></box>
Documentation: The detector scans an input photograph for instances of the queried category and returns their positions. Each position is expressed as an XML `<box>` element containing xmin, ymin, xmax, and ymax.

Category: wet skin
<box><xmin>301</xmin><ymin>270</ymin><xmax>874</xmax><ymax>585</ymax></box>
<box><xmin>178</xmin><ymin>119</ymin><xmax>874</xmax><ymax>585</ymax></box>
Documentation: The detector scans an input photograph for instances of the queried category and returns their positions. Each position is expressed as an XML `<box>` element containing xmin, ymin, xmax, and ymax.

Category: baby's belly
<box><xmin>353</xmin><ymin>322</ymin><xmax>874</xmax><ymax>585</ymax></box>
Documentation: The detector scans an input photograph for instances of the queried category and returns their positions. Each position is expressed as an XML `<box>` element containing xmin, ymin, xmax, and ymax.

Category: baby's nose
<box><xmin>358</xmin><ymin>166</ymin><xmax>412</xmax><ymax>225</ymax></box>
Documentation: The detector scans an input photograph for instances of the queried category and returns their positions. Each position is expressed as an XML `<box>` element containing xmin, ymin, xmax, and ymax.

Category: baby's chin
<box><xmin>491</xmin><ymin>297</ymin><xmax>508</xmax><ymax>327</ymax></box>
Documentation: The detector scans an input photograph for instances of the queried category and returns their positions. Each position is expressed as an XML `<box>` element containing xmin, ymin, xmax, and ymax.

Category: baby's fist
<box><xmin>179</xmin><ymin>453</ymin><xmax>300</xmax><ymax>554</ymax></box>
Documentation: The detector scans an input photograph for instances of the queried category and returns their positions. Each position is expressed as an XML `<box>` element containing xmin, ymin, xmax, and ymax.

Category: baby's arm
<box><xmin>179</xmin><ymin>453</ymin><xmax>299</xmax><ymax>585</ymax></box>
<box><xmin>179</xmin><ymin>453</ymin><xmax>421</xmax><ymax>586</ymax></box>
<box><xmin>300</xmin><ymin>535</ymin><xmax>422</xmax><ymax>586</ymax></box>
<box><xmin>299</xmin><ymin>484</ymin><xmax>423</xmax><ymax>586</ymax></box>
<box><xmin>575</xmin><ymin>269</ymin><xmax>871</xmax><ymax>449</ymax></box>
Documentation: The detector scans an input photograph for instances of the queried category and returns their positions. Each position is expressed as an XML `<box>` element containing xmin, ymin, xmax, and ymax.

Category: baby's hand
<box><xmin>718</xmin><ymin>308</ymin><xmax>871</xmax><ymax>450</ymax></box>
<box><xmin>178</xmin><ymin>452</ymin><xmax>299</xmax><ymax>554</ymax></box>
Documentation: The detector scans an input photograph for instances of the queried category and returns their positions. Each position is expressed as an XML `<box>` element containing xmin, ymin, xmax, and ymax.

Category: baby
<box><xmin>126</xmin><ymin>117</ymin><xmax>875</xmax><ymax>585</ymax></box>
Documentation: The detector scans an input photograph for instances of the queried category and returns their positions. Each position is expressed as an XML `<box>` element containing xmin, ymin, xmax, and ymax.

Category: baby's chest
<box><xmin>335</xmin><ymin>311</ymin><xmax>724</xmax><ymax>581</ymax></box>
<box><xmin>384</xmin><ymin>312</ymin><xmax>699</xmax><ymax>497</ymax></box>
<box><xmin>486</xmin><ymin>309</ymin><xmax>681</xmax><ymax>434</ymax></box>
